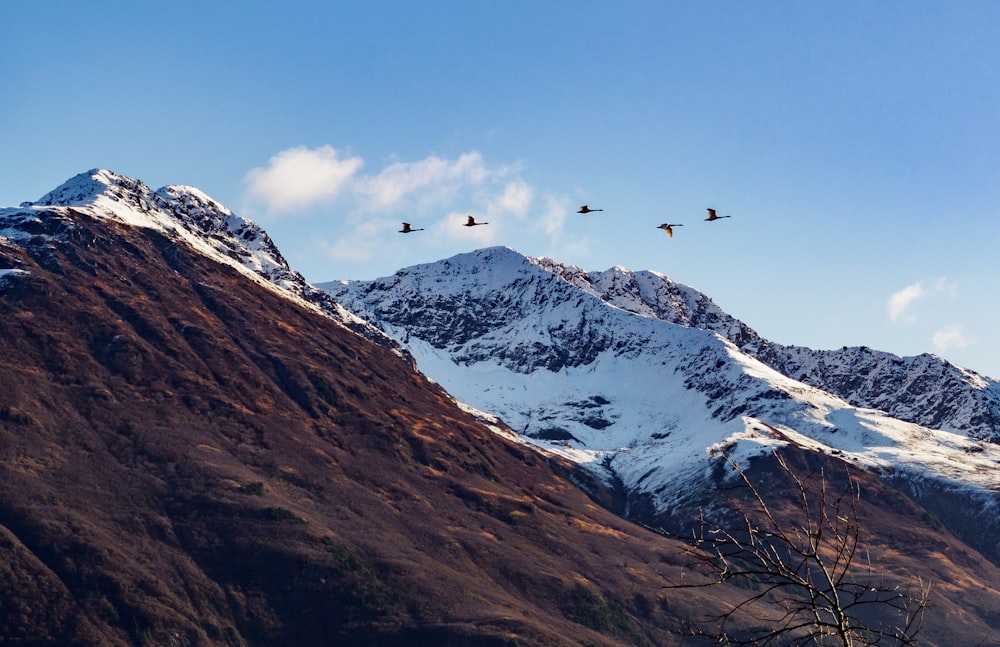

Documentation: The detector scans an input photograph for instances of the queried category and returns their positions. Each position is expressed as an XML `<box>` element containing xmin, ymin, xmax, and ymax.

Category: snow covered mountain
<box><xmin>0</xmin><ymin>168</ymin><xmax>399</xmax><ymax>354</ymax></box>
<box><xmin>321</xmin><ymin>247</ymin><xmax>1000</xmax><ymax>520</ymax></box>
<box><xmin>533</xmin><ymin>255</ymin><xmax>1000</xmax><ymax>440</ymax></box>
<box><xmin>7</xmin><ymin>171</ymin><xmax>1000</xmax><ymax>643</ymax></box>
<box><xmin>9</xmin><ymin>171</ymin><xmax>999</xmax><ymax>522</ymax></box>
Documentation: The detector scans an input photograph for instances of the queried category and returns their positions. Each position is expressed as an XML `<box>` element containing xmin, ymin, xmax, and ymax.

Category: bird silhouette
<box><xmin>656</xmin><ymin>223</ymin><xmax>683</xmax><ymax>237</ymax></box>
<box><xmin>577</xmin><ymin>205</ymin><xmax>604</xmax><ymax>214</ymax></box>
<box><xmin>398</xmin><ymin>222</ymin><xmax>424</xmax><ymax>233</ymax></box>
<box><xmin>705</xmin><ymin>208</ymin><xmax>731</xmax><ymax>222</ymax></box>
<box><xmin>464</xmin><ymin>215</ymin><xmax>488</xmax><ymax>227</ymax></box>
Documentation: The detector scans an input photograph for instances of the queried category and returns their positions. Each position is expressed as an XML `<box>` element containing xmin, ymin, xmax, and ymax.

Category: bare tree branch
<box><xmin>661</xmin><ymin>450</ymin><xmax>929</xmax><ymax>646</ymax></box>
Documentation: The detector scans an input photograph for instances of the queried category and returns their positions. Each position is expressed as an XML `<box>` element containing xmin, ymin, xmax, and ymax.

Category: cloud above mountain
<box><xmin>241</xmin><ymin>144</ymin><xmax>573</xmax><ymax>264</ymax></box>
<box><xmin>887</xmin><ymin>278</ymin><xmax>958</xmax><ymax>324</ymax></box>
<box><xmin>932</xmin><ymin>324</ymin><xmax>975</xmax><ymax>353</ymax></box>
<box><xmin>887</xmin><ymin>282</ymin><xmax>927</xmax><ymax>323</ymax></box>
<box><xmin>243</xmin><ymin>146</ymin><xmax>364</xmax><ymax>212</ymax></box>
<box><xmin>887</xmin><ymin>278</ymin><xmax>974</xmax><ymax>354</ymax></box>
<box><xmin>357</xmin><ymin>152</ymin><xmax>490</xmax><ymax>210</ymax></box>
<box><xmin>242</xmin><ymin>146</ymin><xmax>521</xmax><ymax>217</ymax></box>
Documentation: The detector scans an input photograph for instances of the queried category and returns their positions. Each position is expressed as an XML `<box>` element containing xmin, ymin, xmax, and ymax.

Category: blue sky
<box><xmin>3</xmin><ymin>1</ymin><xmax>999</xmax><ymax>378</ymax></box>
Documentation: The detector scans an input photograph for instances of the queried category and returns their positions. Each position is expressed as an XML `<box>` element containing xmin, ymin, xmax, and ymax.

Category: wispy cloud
<box><xmin>887</xmin><ymin>279</ymin><xmax>974</xmax><ymax>356</ymax></box>
<box><xmin>932</xmin><ymin>324</ymin><xmax>976</xmax><ymax>352</ymax></box>
<box><xmin>357</xmin><ymin>152</ymin><xmax>491</xmax><ymax>210</ymax></box>
<box><xmin>536</xmin><ymin>195</ymin><xmax>569</xmax><ymax>236</ymax></box>
<box><xmin>243</xmin><ymin>147</ymin><xmax>517</xmax><ymax>216</ymax></box>
<box><xmin>244</xmin><ymin>145</ymin><xmax>581</xmax><ymax>266</ymax></box>
<box><xmin>886</xmin><ymin>277</ymin><xmax>959</xmax><ymax>324</ymax></box>
<box><xmin>886</xmin><ymin>282</ymin><xmax>926</xmax><ymax>323</ymax></box>
<box><xmin>244</xmin><ymin>146</ymin><xmax>588</xmax><ymax>262</ymax></box>
<box><xmin>932</xmin><ymin>276</ymin><xmax>959</xmax><ymax>297</ymax></box>
<box><xmin>498</xmin><ymin>180</ymin><xmax>533</xmax><ymax>216</ymax></box>
<box><xmin>243</xmin><ymin>145</ymin><xmax>363</xmax><ymax>212</ymax></box>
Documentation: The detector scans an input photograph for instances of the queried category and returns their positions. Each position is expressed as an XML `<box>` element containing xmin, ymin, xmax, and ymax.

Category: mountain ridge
<box><xmin>3</xmin><ymin>168</ymin><xmax>405</xmax><ymax>357</ymax></box>
<box><xmin>322</xmin><ymin>247</ymin><xmax>1000</xmax><ymax>525</ymax></box>
<box><xmin>531</xmin><ymin>249</ymin><xmax>1000</xmax><ymax>438</ymax></box>
<box><xmin>5</xmin><ymin>171</ymin><xmax>1000</xmax><ymax>644</ymax></box>
<box><xmin>323</xmin><ymin>245</ymin><xmax>1000</xmax><ymax>437</ymax></box>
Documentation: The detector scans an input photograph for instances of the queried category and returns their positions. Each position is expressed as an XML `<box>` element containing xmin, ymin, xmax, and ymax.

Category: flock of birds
<box><xmin>398</xmin><ymin>214</ymin><xmax>487</xmax><ymax>233</ymax></box>
<box><xmin>398</xmin><ymin>207</ymin><xmax>730</xmax><ymax>236</ymax></box>
<box><xmin>655</xmin><ymin>208</ymin><xmax>731</xmax><ymax>238</ymax></box>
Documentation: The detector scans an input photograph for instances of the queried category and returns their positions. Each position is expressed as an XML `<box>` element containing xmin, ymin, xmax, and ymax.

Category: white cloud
<box><xmin>887</xmin><ymin>282</ymin><xmax>926</xmax><ymax>323</ymax></box>
<box><xmin>359</xmin><ymin>152</ymin><xmax>489</xmax><ymax>209</ymax></box>
<box><xmin>887</xmin><ymin>277</ymin><xmax>960</xmax><ymax>324</ymax></box>
<box><xmin>498</xmin><ymin>180</ymin><xmax>533</xmax><ymax>216</ymax></box>
<box><xmin>244</xmin><ymin>147</ymin><xmax>517</xmax><ymax>219</ymax></box>
<box><xmin>932</xmin><ymin>276</ymin><xmax>959</xmax><ymax>297</ymax></box>
<box><xmin>241</xmin><ymin>146</ymin><xmax>584</xmax><ymax>267</ymax></box>
<box><xmin>243</xmin><ymin>146</ymin><xmax>363</xmax><ymax>212</ymax></box>
<box><xmin>932</xmin><ymin>324</ymin><xmax>976</xmax><ymax>352</ymax></box>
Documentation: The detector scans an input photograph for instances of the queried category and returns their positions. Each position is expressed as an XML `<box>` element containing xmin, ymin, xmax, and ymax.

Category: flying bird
<box><xmin>705</xmin><ymin>208</ymin><xmax>731</xmax><ymax>222</ymax></box>
<box><xmin>577</xmin><ymin>205</ymin><xmax>604</xmax><ymax>214</ymax></box>
<box><xmin>464</xmin><ymin>215</ymin><xmax>488</xmax><ymax>227</ymax></box>
<box><xmin>398</xmin><ymin>222</ymin><xmax>424</xmax><ymax>233</ymax></box>
<box><xmin>656</xmin><ymin>223</ymin><xmax>683</xmax><ymax>237</ymax></box>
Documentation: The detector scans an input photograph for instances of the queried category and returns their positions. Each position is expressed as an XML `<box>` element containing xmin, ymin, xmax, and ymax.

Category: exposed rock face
<box><xmin>9</xmin><ymin>168</ymin><xmax>405</xmax><ymax>358</ymax></box>
<box><xmin>326</xmin><ymin>246</ymin><xmax>1000</xmax><ymax>442</ymax></box>
<box><xmin>534</xmin><ymin>254</ymin><xmax>1000</xmax><ymax>440</ymax></box>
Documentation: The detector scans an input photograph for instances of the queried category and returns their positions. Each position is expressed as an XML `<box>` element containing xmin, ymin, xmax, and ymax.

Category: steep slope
<box><xmin>1</xmin><ymin>174</ymin><xmax>722</xmax><ymax>646</ymax></box>
<box><xmin>322</xmin><ymin>248</ymin><xmax>1000</xmax><ymax>498</ymax></box>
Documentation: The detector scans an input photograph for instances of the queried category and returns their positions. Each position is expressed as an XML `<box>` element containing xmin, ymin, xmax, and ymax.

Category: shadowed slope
<box><xmin>0</xmin><ymin>210</ymin><xmax>726</xmax><ymax>646</ymax></box>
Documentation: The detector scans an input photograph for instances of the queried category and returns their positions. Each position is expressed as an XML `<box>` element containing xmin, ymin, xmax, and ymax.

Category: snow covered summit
<box><xmin>9</xmin><ymin>168</ymin><xmax>293</xmax><ymax>283</ymax></box>
<box><xmin>322</xmin><ymin>247</ymin><xmax>1000</xmax><ymax>515</ymax></box>
<box><xmin>1</xmin><ymin>169</ymin><xmax>393</xmax><ymax>349</ymax></box>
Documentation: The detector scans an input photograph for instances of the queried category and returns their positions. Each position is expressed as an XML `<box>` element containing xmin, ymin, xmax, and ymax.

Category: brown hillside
<box><xmin>0</xmin><ymin>212</ymin><xmax>729</xmax><ymax>645</ymax></box>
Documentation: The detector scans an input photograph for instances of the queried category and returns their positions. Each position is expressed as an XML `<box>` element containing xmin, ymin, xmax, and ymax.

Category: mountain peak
<box><xmin>325</xmin><ymin>248</ymin><xmax>1000</xmax><ymax>511</ymax></box>
<box><xmin>448</xmin><ymin>245</ymin><xmax>533</xmax><ymax>271</ymax></box>
<box><xmin>3</xmin><ymin>169</ymin><xmax>401</xmax><ymax>355</ymax></box>
<box><xmin>35</xmin><ymin>168</ymin><xmax>151</xmax><ymax>208</ymax></box>
<box><xmin>6</xmin><ymin>169</ymin><xmax>253</xmax><ymax>252</ymax></box>
<box><xmin>27</xmin><ymin>169</ymin><xmax>236</xmax><ymax>239</ymax></box>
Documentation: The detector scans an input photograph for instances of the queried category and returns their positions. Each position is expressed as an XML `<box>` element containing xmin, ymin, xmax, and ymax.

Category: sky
<box><xmin>3</xmin><ymin>1</ymin><xmax>999</xmax><ymax>378</ymax></box>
